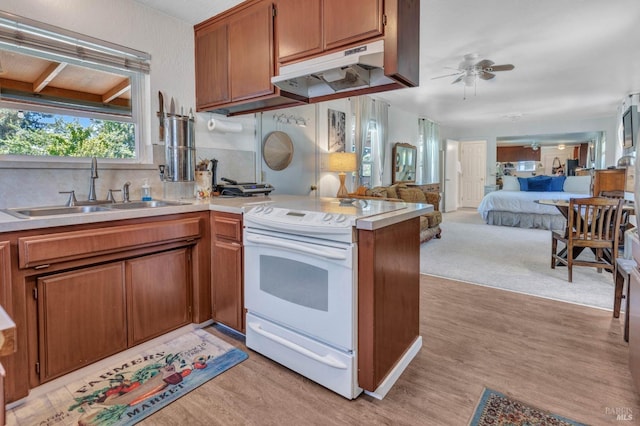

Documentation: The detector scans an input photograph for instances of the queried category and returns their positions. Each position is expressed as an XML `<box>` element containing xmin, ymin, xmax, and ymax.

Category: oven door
<box><xmin>244</xmin><ymin>228</ymin><xmax>356</xmax><ymax>351</ymax></box>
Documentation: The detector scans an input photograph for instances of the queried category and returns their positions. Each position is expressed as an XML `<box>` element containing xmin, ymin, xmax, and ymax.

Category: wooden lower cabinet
<box><xmin>592</xmin><ymin>168</ymin><xmax>627</xmax><ymax>196</ymax></box>
<box><xmin>37</xmin><ymin>263</ymin><xmax>127</xmax><ymax>382</ymax></box>
<box><xmin>357</xmin><ymin>217</ymin><xmax>420</xmax><ymax>391</ymax></box>
<box><xmin>1</xmin><ymin>213</ymin><xmax>208</xmax><ymax>403</ymax></box>
<box><xmin>211</xmin><ymin>212</ymin><xmax>244</xmax><ymax>332</ymax></box>
<box><xmin>126</xmin><ymin>248</ymin><xmax>191</xmax><ymax>346</ymax></box>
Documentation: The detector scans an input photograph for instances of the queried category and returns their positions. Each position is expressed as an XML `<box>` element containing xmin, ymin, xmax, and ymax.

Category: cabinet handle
<box><xmin>33</xmin><ymin>264</ymin><xmax>50</xmax><ymax>270</ymax></box>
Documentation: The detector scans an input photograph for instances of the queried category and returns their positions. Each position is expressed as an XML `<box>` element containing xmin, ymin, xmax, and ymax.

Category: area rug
<box><xmin>421</xmin><ymin>209</ymin><xmax>616</xmax><ymax>309</ymax></box>
<box><xmin>469</xmin><ymin>388</ymin><xmax>587</xmax><ymax>426</ymax></box>
<box><xmin>7</xmin><ymin>329</ymin><xmax>248</xmax><ymax>426</ymax></box>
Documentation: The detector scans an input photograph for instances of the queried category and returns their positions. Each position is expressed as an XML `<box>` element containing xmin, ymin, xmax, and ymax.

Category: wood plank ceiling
<box><xmin>0</xmin><ymin>48</ymin><xmax>130</xmax><ymax>109</ymax></box>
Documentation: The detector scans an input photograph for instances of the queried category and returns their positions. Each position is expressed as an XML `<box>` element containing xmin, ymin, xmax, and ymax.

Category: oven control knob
<box><xmin>253</xmin><ymin>206</ymin><xmax>264</xmax><ymax>213</ymax></box>
<box><xmin>264</xmin><ymin>207</ymin><xmax>274</xmax><ymax>214</ymax></box>
<box><xmin>336</xmin><ymin>214</ymin><xmax>347</xmax><ymax>223</ymax></box>
<box><xmin>322</xmin><ymin>213</ymin><xmax>333</xmax><ymax>221</ymax></box>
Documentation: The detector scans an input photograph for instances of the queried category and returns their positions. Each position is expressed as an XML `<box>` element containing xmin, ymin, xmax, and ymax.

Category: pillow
<box><xmin>517</xmin><ymin>177</ymin><xmax>529</xmax><ymax>191</ymax></box>
<box><xmin>398</xmin><ymin>187</ymin><xmax>426</xmax><ymax>203</ymax></box>
<box><xmin>563</xmin><ymin>175</ymin><xmax>591</xmax><ymax>194</ymax></box>
<box><xmin>548</xmin><ymin>175</ymin><xmax>566</xmax><ymax>191</ymax></box>
<box><xmin>368</xmin><ymin>187</ymin><xmax>388</xmax><ymax>198</ymax></box>
<box><xmin>386</xmin><ymin>184</ymin><xmax>401</xmax><ymax>199</ymax></box>
<box><xmin>501</xmin><ymin>176</ymin><xmax>520</xmax><ymax>191</ymax></box>
<box><xmin>526</xmin><ymin>176</ymin><xmax>552</xmax><ymax>191</ymax></box>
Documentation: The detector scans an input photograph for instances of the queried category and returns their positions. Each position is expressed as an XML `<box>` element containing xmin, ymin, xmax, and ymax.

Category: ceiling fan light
<box><xmin>463</xmin><ymin>75</ymin><xmax>475</xmax><ymax>87</ymax></box>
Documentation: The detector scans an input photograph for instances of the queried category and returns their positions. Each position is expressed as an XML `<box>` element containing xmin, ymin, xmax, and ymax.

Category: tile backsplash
<box><xmin>0</xmin><ymin>148</ymin><xmax>255</xmax><ymax>209</ymax></box>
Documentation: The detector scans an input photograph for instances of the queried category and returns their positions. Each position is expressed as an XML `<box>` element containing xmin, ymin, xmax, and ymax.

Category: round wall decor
<box><xmin>263</xmin><ymin>131</ymin><xmax>294</xmax><ymax>171</ymax></box>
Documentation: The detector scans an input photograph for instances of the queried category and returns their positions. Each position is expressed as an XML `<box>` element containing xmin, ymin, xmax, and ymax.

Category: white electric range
<box><xmin>242</xmin><ymin>197</ymin><xmax>406</xmax><ymax>399</ymax></box>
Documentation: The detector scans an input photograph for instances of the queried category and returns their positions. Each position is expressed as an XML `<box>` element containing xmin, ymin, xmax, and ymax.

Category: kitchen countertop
<box><xmin>0</xmin><ymin>195</ymin><xmax>432</xmax><ymax>233</ymax></box>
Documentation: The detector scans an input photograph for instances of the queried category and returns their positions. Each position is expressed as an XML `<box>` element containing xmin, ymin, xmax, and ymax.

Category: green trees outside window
<box><xmin>0</xmin><ymin>109</ymin><xmax>135</xmax><ymax>159</ymax></box>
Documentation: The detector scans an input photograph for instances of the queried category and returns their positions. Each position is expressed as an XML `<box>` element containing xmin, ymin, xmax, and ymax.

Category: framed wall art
<box><xmin>328</xmin><ymin>108</ymin><xmax>346</xmax><ymax>153</ymax></box>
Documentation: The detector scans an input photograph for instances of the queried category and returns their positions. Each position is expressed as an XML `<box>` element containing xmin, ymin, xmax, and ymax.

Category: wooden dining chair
<box><xmin>551</xmin><ymin>197</ymin><xmax>624</xmax><ymax>282</ymax></box>
<box><xmin>599</xmin><ymin>190</ymin><xmax>635</xmax><ymax>251</ymax></box>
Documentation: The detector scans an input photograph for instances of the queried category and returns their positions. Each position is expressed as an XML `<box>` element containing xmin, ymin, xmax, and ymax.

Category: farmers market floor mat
<box><xmin>7</xmin><ymin>328</ymin><xmax>248</xmax><ymax>426</ymax></box>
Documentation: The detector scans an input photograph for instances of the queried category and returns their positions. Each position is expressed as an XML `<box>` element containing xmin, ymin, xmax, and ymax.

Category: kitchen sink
<box><xmin>2</xmin><ymin>200</ymin><xmax>191</xmax><ymax>219</ymax></box>
<box><xmin>103</xmin><ymin>200</ymin><xmax>191</xmax><ymax>209</ymax></box>
<box><xmin>2</xmin><ymin>205</ymin><xmax>111</xmax><ymax>219</ymax></box>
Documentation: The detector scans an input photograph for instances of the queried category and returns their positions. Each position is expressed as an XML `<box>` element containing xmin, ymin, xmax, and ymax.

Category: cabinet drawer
<box><xmin>212</xmin><ymin>212</ymin><xmax>242</xmax><ymax>242</ymax></box>
<box><xmin>18</xmin><ymin>217</ymin><xmax>201</xmax><ymax>268</ymax></box>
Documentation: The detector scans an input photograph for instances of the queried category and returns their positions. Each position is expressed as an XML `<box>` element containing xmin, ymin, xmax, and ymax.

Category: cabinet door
<box><xmin>126</xmin><ymin>248</ymin><xmax>191</xmax><ymax>346</ymax></box>
<box><xmin>212</xmin><ymin>239</ymin><xmax>243</xmax><ymax>332</ymax></box>
<box><xmin>195</xmin><ymin>21</ymin><xmax>230</xmax><ymax>108</ymax></box>
<box><xmin>323</xmin><ymin>0</ymin><xmax>383</xmax><ymax>51</ymax></box>
<box><xmin>276</xmin><ymin>0</ymin><xmax>323</xmax><ymax>63</ymax></box>
<box><xmin>229</xmin><ymin>0</ymin><xmax>275</xmax><ymax>102</ymax></box>
<box><xmin>37</xmin><ymin>263</ymin><xmax>127</xmax><ymax>382</ymax></box>
<box><xmin>211</xmin><ymin>212</ymin><xmax>244</xmax><ymax>332</ymax></box>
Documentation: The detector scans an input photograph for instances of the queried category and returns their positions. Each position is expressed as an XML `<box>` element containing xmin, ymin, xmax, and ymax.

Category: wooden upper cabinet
<box><xmin>276</xmin><ymin>0</ymin><xmax>383</xmax><ymax>64</ymax></box>
<box><xmin>497</xmin><ymin>146</ymin><xmax>541</xmax><ymax>162</ymax></box>
<box><xmin>276</xmin><ymin>0</ymin><xmax>323</xmax><ymax>63</ymax></box>
<box><xmin>323</xmin><ymin>0</ymin><xmax>383</xmax><ymax>51</ymax></box>
<box><xmin>229</xmin><ymin>0</ymin><xmax>276</xmax><ymax>102</ymax></box>
<box><xmin>195</xmin><ymin>21</ymin><xmax>230</xmax><ymax>108</ymax></box>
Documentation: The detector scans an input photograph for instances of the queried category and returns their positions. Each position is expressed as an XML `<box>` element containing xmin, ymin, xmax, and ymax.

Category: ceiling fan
<box><xmin>432</xmin><ymin>53</ymin><xmax>515</xmax><ymax>87</ymax></box>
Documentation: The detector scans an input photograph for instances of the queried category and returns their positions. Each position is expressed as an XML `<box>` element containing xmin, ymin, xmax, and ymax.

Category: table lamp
<box><xmin>328</xmin><ymin>152</ymin><xmax>357</xmax><ymax>198</ymax></box>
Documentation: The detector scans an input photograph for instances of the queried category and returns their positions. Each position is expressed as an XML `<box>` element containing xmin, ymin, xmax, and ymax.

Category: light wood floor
<box><xmin>142</xmin><ymin>275</ymin><xmax>640</xmax><ymax>425</ymax></box>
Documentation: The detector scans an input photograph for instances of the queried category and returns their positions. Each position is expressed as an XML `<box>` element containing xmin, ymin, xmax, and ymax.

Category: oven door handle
<box><xmin>245</xmin><ymin>234</ymin><xmax>347</xmax><ymax>260</ymax></box>
<box><xmin>248</xmin><ymin>321</ymin><xmax>348</xmax><ymax>369</ymax></box>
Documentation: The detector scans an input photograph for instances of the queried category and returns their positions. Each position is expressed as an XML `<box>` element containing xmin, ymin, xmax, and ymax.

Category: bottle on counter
<box><xmin>142</xmin><ymin>179</ymin><xmax>152</xmax><ymax>201</ymax></box>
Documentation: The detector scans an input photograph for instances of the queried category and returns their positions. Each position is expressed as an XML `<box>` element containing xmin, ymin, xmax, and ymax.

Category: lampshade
<box><xmin>328</xmin><ymin>152</ymin><xmax>357</xmax><ymax>172</ymax></box>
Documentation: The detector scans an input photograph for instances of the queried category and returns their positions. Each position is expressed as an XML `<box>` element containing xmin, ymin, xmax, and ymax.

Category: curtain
<box><xmin>351</xmin><ymin>97</ymin><xmax>388</xmax><ymax>188</ymax></box>
<box><xmin>0</xmin><ymin>11</ymin><xmax>150</xmax><ymax>73</ymax></box>
<box><xmin>371</xmin><ymin>99</ymin><xmax>388</xmax><ymax>187</ymax></box>
<box><xmin>418</xmin><ymin>118</ymin><xmax>440</xmax><ymax>183</ymax></box>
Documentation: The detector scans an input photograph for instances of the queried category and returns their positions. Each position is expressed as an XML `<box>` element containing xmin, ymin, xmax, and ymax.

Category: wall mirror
<box><xmin>392</xmin><ymin>142</ymin><xmax>417</xmax><ymax>183</ymax></box>
<box><xmin>263</xmin><ymin>131</ymin><xmax>294</xmax><ymax>171</ymax></box>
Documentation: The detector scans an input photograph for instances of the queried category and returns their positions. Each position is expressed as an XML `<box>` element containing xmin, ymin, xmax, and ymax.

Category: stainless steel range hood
<box><xmin>271</xmin><ymin>40</ymin><xmax>396</xmax><ymax>99</ymax></box>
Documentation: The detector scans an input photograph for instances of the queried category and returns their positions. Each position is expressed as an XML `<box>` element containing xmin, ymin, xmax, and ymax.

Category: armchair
<box><xmin>351</xmin><ymin>183</ymin><xmax>442</xmax><ymax>243</ymax></box>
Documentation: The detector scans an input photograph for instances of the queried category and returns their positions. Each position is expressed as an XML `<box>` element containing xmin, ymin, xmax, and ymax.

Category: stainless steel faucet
<box><xmin>122</xmin><ymin>181</ymin><xmax>131</xmax><ymax>203</ymax></box>
<box><xmin>88</xmin><ymin>157</ymin><xmax>98</xmax><ymax>201</ymax></box>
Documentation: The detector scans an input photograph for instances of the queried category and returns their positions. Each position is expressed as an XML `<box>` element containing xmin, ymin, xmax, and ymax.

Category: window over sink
<box><xmin>0</xmin><ymin>11</ymin><xmax>150</xmax><ymax>162</ymax></box>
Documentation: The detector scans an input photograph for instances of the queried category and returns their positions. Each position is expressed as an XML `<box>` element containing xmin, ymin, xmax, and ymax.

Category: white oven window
<box><xmin>260</xmin><ymin>255</ymin><xmax>329</xmax><ymax>311</ymax></box>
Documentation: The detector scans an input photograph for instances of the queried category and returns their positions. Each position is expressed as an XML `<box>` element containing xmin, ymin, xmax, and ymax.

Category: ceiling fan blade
<box><xmin>480</xmin><ymin>72</ymin><xmax>496</xmax><ymax>80</ymax></box>
<box><xmin>475</xmin><ymin>59</ymin><xmax>494</xmax><ymax>69</ymax></box>
<box><xmin>488</xmin><ymin>64</ymin><xmax>514</xmax><ymax>72</ymax></box>
<box><xmin>431</xmin><ymin>71</ymin><xmax>464</xmax><ymax>80</ymax></box>
<box><xmin>451</xmin><ymin>74</ymin><xmax>465</xmax><ymax>84</ymax></box>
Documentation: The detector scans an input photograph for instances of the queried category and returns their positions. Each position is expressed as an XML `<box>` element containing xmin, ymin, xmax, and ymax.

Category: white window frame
<box><xmin>0</xmin><ymin>10</ymin><xmax>152</xmax><ymax>167</ymax></box>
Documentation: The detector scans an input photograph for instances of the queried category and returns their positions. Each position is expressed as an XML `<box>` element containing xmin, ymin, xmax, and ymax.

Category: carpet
<box><xmin>7</xmin><ymin>329</ymin><xmax>248</xmax><ymax>426</ymax></box>
<box><xmin>421</xmin><ymin>209</ymin><xmax>616</xmax><ymax>310</ymax></box>
<box><xmin>469</xmin><ymin>388</ymin><xmax>587</xmax><ymax>426</ymax></box>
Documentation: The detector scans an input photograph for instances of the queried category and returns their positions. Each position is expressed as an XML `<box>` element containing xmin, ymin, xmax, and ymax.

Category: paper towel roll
<box><xmin>207</xmin><ymin>118</ymin><xmax>242</xmax><ymax>133</ymax></box>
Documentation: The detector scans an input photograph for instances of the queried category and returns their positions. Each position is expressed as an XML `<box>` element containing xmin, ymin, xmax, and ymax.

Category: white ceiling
<box><xmin>135</xmin><ymin>0</ymin><xmax>640</xmax><ymax>132</ymax></box>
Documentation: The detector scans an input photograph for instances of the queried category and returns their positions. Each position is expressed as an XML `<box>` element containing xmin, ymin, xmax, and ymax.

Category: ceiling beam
<box><xmin>102</xmin><ymin>78</ymin><xmax>130</xmax><ymax>103</ymax></box>
<box><xmin>32</xmin><ymin>62</ymin><xmax>67</xmax><ymax>93</ymax></box>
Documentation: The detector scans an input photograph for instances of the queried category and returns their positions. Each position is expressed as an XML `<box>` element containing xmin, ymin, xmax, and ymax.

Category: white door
<box><xmin>444</xmin><ymin>139</ymin><xmax>459</xmax><ymax>212</ymax></box>
<box><xmin>460</xmin><ymin>140</ymin><xmax>487</xmax><ymax>208</ymax></box>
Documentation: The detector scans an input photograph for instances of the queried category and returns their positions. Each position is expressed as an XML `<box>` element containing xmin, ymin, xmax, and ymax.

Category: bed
<box><xmin>477</xmin><ymin>175</ymin><xmax>592</xmax><ymax>230</ymax></box>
